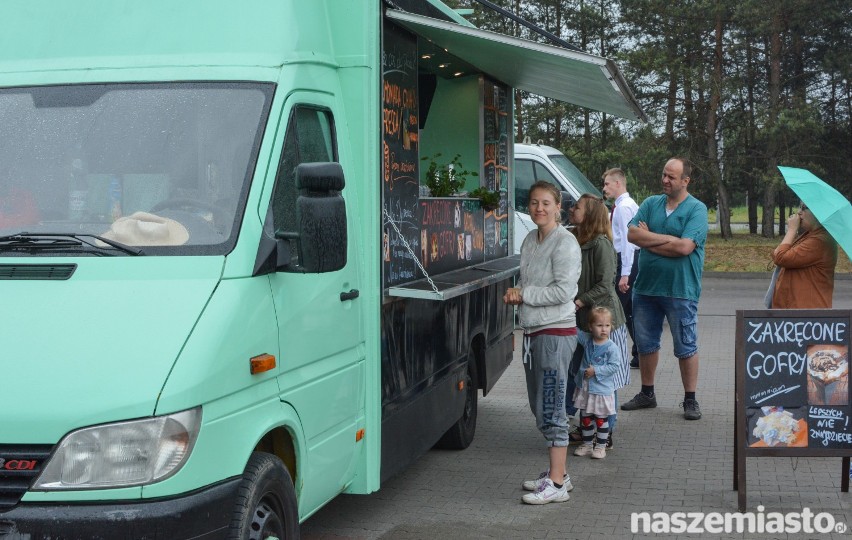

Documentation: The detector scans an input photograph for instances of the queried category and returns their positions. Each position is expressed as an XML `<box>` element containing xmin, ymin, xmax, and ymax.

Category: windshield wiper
<box><xmin>0</xmin><ymin>233</ymin><xmax>143</xmax><ymax>256</ymax></box>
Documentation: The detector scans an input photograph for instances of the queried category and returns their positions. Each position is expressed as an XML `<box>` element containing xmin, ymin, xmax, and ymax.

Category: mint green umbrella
<box><xmin>778</xmin><ymin>166</ymin><xmax>852</xmax><ymax>261</ymax></box>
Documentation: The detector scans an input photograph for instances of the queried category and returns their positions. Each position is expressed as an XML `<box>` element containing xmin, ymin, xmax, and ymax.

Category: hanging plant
<box><xmin>421</xmin><ymin>153</ymin><xmax>478</xmax><ymax>197</ymax></box>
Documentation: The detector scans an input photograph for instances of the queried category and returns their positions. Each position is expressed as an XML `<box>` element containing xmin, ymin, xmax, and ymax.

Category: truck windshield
<box><xmin>0</xmin><ymin>83</ymin><xmax>273</xmax><ymax>256</ymax></box>
<box><xmin>548</xmin><ymin>153</ymin><xmax>602</xmax><ymax>198</ymax></box>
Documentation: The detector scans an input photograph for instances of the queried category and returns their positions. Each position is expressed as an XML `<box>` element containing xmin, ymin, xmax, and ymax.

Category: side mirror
<box><xmin>283</xmin><ymin>162</ymin><xmax>347</xmax><ymax>273</ymax></box>
<box><xmin>560</xmin><ymin>191</ymin><xmax>575</xmax><ymax>225</ymax></box>
<box><xmin>253</xmin><ymin>162</ymin><xmax>347</xmax><ymax>275</ymax></box>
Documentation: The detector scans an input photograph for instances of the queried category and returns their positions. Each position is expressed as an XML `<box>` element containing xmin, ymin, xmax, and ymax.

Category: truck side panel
<box><xmin>379</xmin><ymin>279</ymin><xmax>513</xmax><ymax>482</ymax></box>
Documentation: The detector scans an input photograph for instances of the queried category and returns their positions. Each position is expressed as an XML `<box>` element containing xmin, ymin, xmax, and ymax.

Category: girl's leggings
<box><xmin>580</xmin><ymin>412</ymin><xmax>610</xmax><ymax>446</ymax></box>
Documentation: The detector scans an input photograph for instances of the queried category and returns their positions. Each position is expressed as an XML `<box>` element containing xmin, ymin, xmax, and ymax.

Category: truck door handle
<box><xmin>340</xmin><ymin>289</ymin><xmax>360</xmax><ymax>301</ymax></box>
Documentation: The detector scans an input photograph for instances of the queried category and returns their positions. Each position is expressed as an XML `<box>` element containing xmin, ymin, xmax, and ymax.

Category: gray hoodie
<box><xmin>518</xmin><ymin>225</ymin><xmax>581</xmax><ymax>332</ymax></box>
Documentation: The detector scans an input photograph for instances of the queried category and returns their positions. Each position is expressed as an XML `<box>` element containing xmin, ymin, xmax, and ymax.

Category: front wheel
<box><xmin>228</xmin><ymin>452</ymin><xmax>299</xmax><ymax>540</ymax></box>
<box><xmin>434</xmin><ymin>366</ymin><xmax>478</xmax><ymax>449</ymax></box>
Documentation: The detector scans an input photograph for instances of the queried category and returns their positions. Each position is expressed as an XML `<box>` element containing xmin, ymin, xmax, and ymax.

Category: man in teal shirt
<box><xmin>621</xmin><ymin>157</ymin><xmax>707</xmax><ymax>420</ymax></box>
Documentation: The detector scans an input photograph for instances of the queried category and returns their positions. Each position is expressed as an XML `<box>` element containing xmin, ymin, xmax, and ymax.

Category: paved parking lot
<box><xmin>303</xmin><ymin>275</ymin><xmax>852</xmax><ymax>539</ymax></box>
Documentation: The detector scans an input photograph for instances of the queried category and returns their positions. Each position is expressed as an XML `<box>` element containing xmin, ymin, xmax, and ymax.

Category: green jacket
<box><xmin>575</xmin><ymin>234</ymin><xmax>626</xmax><ymax>332</ymax></box>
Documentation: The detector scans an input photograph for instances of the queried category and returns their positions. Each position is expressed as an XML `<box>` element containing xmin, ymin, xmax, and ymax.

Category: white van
<box><xmin>513</xmin><ymin>141</ymin><xmax>602</xmax><ymax>253</ymax></box>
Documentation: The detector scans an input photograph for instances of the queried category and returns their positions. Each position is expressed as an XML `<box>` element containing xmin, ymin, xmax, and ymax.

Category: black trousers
<box><xmin>615</xmin><ymin>250</ymin><xmax>639</xmax><ymax>361</ymax></box>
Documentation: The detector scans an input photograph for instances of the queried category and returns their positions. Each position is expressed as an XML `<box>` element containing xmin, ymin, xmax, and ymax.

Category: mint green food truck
<box><xmin>0</xmin><ymin>1</ymin><xmax>643</xmax><ymax>538</ymax></box>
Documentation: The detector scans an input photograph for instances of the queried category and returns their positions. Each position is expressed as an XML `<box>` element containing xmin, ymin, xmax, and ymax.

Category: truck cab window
<box><xmin>271</xmin><ymin>107</ymin><xmax>337</xmax><ymax>238</ymax></box>
<box><xmin>515</xmin><ymin>159</ymin><xmax>559</xmax><ymax>213</ymax></box>
<box><xmin>514</xmin><ymin>159</ymin><xmax>535</xmax><ymax>212</ymax></box>
<box><xmin>0</xmin><ymin>83</ymin><xmax>271</xmax><ymax>255</ymax></box>
<box><xmin>533</xmin><ymin>162</ymin><xmax>560</xmax><ymax>184</ymax></box>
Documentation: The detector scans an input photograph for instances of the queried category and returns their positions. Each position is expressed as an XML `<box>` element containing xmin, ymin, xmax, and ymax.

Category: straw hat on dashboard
<box><xmin>101</xmin><ymin>211</ymin><xmax>189</xmax><ymax>246</ymax></box>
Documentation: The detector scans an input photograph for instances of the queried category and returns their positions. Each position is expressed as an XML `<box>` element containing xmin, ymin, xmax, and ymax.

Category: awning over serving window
<box><xmin>386</xmin><ymin>9</ymin><xmax>647</xmax><ymax>122</ymax></box>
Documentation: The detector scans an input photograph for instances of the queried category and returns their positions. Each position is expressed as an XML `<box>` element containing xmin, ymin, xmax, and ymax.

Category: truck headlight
<box><xmin>33</xmin><ymin>407</ymin><xmax>201</xmax><ymax>490</ymax></box>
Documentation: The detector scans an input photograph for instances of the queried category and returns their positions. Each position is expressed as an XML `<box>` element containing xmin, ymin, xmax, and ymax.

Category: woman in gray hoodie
<box><xmin>504</xmin><ymin>180</ymin><xmax>581</xmax><ymax>505</ymax></box>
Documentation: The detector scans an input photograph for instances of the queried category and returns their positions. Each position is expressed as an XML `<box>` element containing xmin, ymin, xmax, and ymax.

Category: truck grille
<box><xmin>0</xmin><ymin>445</ymin><xmax>54</xmax><ymax>509</ymax></box>
<box><xmin>0</xmin><ymin>264</ymin><xmax>76</xmax><ymax>280</ymax></box>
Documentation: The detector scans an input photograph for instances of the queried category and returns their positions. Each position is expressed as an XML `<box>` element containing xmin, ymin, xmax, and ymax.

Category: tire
<box><xmin>228</xmin><ymin>452</ymin><xmax>300</xmax><ymax>540</ymax></box>
<box><xmin>434</xmin><ymin>366</ymin><xmax>478</xmax><ymax>449</ymax></box>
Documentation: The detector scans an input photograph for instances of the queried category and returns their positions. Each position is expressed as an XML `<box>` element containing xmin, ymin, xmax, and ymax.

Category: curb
<box><xmin>704</xmin><ymin>271</ymin><xmax>852</xmax><ymax>280</ymax></box>
<box><xmin>703</xmin><ymin>272</ymin><xmax>771</xmax><ymax>280</ymax></box>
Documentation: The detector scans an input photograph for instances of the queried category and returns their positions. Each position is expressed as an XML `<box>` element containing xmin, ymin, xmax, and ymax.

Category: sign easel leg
<box><xmin>733</xmin><ymin>434</ymin><xmax>738</xmax><ymax>489</ymax></box>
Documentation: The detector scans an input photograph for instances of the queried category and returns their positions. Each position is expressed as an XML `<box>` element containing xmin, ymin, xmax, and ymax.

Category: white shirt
<box><xmin>611</xmin><ymin>192</ymin><xmax>639</xmax><ymax>277</ymax></box>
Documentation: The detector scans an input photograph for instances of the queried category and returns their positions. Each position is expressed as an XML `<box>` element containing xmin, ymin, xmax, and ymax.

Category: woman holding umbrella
<box><xmin>770</xmin><ymin>203</ymin><xmax>838</xmax><ymax>308</ymax></box>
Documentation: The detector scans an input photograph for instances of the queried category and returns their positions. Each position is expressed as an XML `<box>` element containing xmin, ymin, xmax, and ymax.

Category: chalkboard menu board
<box><xmin>734</xmin><ymin>309</ymin><xmax>852</xmax><ymax>509</ymax></box>
<box><xmin>737</xmin><ymin>310</ymin><xmax>851</xmax><ymax>452</ymax></box>
<box><xmin>382</xmin><ymin>22</ymin><xmax>421</xmax><ymax>288</ymax></box>
<box><xmin>482</xmin><ymin>79</ymin><xmax>509</xmax><ymax>260</ymax></box>
<box><xmin>419</xmin><ymin>198</ymin><xmax>484</xmax><ymax>275</ymax></box>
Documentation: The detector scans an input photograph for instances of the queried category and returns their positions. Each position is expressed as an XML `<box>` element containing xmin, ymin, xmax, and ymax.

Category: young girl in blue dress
<box><xmin>572</xmin><ymin>306</ymin><xmax>620</xmax><ymax>459</ymax></box>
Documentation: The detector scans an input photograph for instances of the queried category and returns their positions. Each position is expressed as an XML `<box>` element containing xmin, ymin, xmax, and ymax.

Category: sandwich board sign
<box><xmin>734</xmin><ymin>309</ymin><xmax>852</xmax><ymax>511</ymax></box>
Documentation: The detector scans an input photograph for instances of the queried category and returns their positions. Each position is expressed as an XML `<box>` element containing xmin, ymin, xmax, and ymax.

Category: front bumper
<box><xmin>0</xmin><ymin>478</ymin><xmax>240</xmax><ymax>540</ymax></box>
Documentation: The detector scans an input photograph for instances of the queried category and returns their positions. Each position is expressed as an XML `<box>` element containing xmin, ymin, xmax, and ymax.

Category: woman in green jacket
<box><xmin>567</xmin><ymin>194</ymin><xmax>629</xmax><ymax>450</ymax></box>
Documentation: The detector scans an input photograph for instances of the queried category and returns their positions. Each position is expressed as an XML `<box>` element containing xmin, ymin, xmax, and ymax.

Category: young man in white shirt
<box><xmin>602</xmin><ymin>168</ymin><xmax>640</xmax><ymax>368</ymax></box>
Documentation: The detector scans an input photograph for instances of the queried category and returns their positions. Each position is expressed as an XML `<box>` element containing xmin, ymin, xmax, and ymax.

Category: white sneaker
<box><xmin>522</xmin><ymin>470</ymin><xmax>573</xmax><ymax>492</ymax></box>
<box><xmin>591</xmin><ymin>446</ymin><xmax>606</xmax><ymax>459</ymax></box>
<box><xmin>522</xmin><ymin>478</ymin><xmax>570</xmax><ymax>505</ymax></box>
<box><xmin>573</xmin><ymin>443</ymin><xmax>594</xmax><ymax>457</ymax></box>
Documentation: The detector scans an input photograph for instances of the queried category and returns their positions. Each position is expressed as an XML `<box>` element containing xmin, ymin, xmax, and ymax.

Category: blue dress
<box><xmin>572</xmin><ymin>334</ymin><xmax>619</xmax><ymax>416</ymax></box>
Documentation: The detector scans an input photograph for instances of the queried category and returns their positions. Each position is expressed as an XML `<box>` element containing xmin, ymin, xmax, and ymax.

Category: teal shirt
<box><xmin>629</xmin><ymin>194</ymin><xmax>708</xmax><ymax>301</ymax></box>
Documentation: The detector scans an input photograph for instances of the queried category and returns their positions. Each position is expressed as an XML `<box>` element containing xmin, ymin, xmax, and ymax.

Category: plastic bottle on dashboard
<box><xmin>108</xmin><ymin>175</ymin><xmax>122</xmax><ymax>222</ymax></box>
<box><xmin>68</xmin><ymin>158</ymin><xmax>88</xmax><ymax>221</ymax></box>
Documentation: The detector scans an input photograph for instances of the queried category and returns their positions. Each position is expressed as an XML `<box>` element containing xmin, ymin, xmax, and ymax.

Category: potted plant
<box><xmin>468</xmin><ymin>186</ymin><xmax>502</xmax><ymax>211</ymax></box>
<box><xmin>421</xmin><ymin>153</ymin><xmax>478</xmax><ymax>197</ymax></box>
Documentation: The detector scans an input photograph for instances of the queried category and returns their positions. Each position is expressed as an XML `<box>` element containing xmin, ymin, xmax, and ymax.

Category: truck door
<box><xmin>265</xmin><ymin>99</ymin><xmax>364</xmax><ymax>510</ymax></box>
